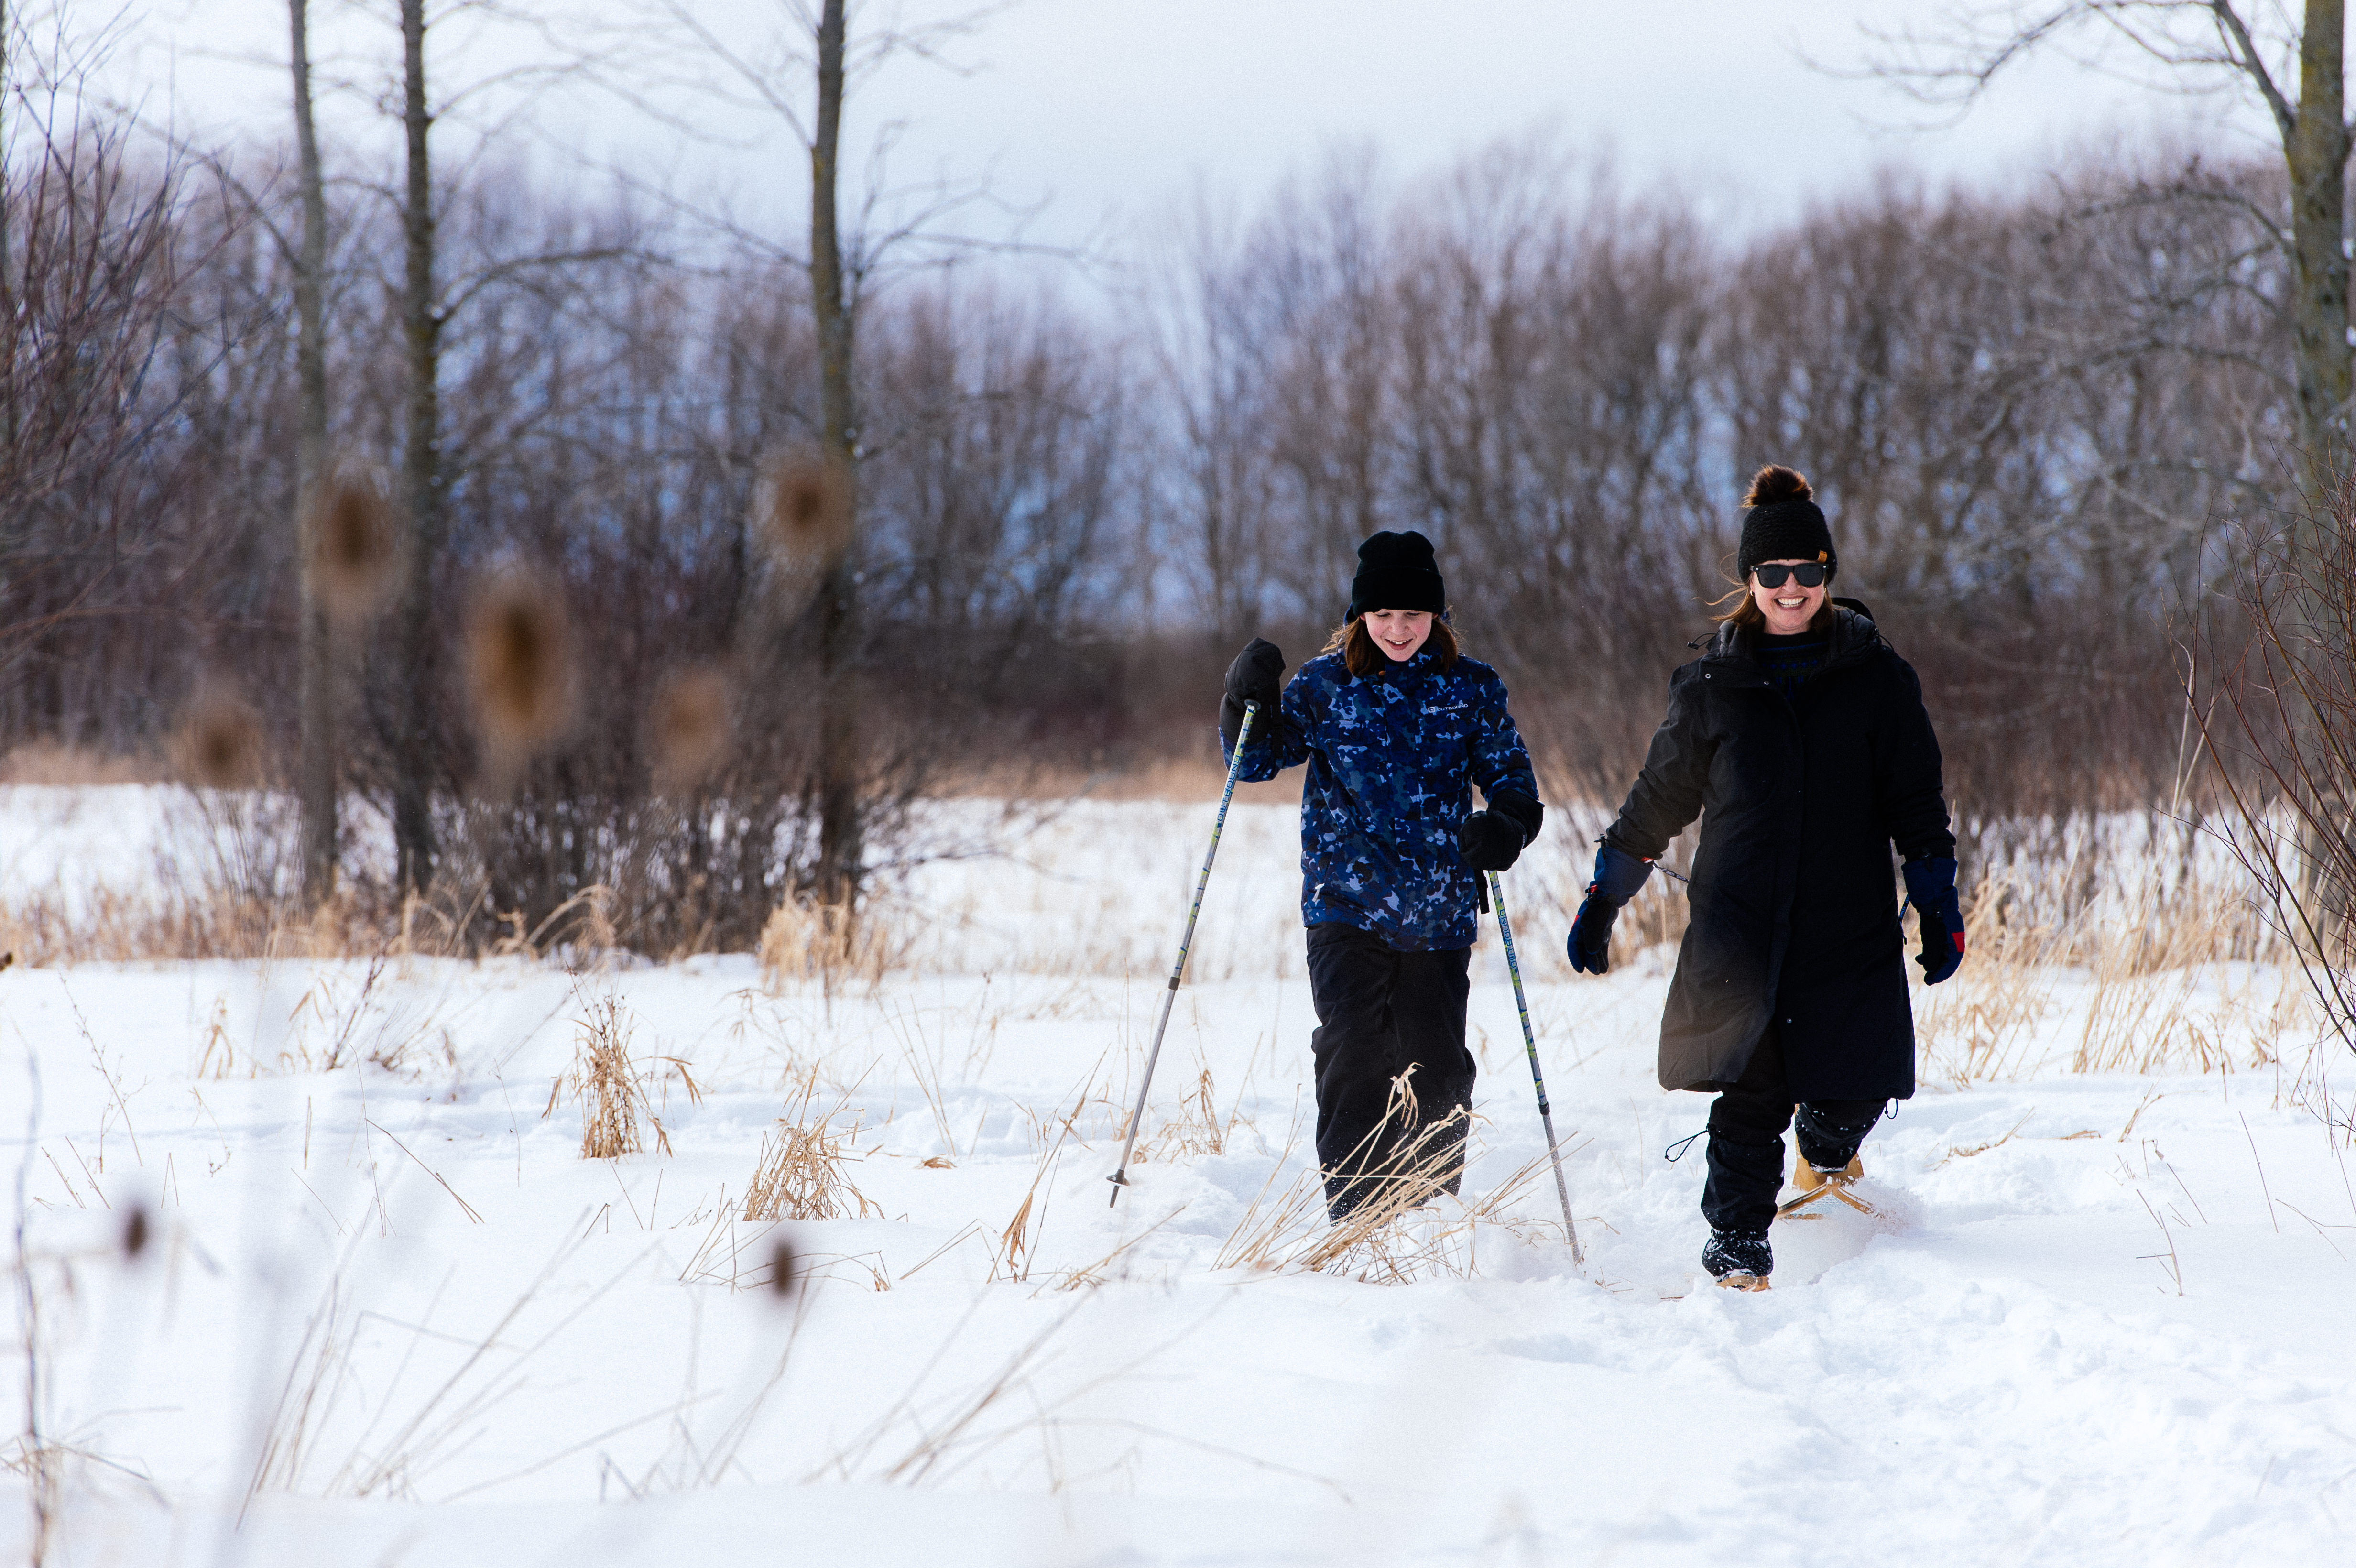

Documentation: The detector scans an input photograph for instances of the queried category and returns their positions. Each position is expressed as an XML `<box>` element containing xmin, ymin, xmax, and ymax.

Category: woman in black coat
<box><xmin>1566</xmin><ymin>465</ymin><xmax>1964</xmax><ymax>1289</ymax></box>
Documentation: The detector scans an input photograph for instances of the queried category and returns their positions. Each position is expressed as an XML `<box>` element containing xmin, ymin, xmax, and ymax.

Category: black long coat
<box><xmin>1604</xmin><ymin>607</ymin><xmax>1954</xmax><ymax>1100</ymax></box>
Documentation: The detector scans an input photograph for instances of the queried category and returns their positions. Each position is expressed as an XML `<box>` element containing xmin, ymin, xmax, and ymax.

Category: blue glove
<box><xmin>1567</xmin><ymin>843</ymin><xmax>1653</xmax><ymax>975</ymax></box>
<box><xmin>1903</xmin><ymin>856</ymin><xmax>1965</xmax><ymax>985</ymax></box>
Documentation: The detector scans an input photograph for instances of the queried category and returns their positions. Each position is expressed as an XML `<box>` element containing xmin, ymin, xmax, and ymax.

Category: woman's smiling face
<box><xmin>1364</xmin><ymin>609</ymin><xmax>1434</xmax><ymax>661</ymax></box>
<box><xmin>1749</xmin><ymin>560</ymin><xmax>1826</xmax><ymax>635</ymax></box>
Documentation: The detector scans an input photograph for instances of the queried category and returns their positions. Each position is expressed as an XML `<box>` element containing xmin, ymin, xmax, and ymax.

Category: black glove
<box><xmin>1904</xmin><ymin>856</ymin><xmax>1965</xmax><ymax>985</ymax></box>
<box><xmin>1459</xmin><ymin>792</ymin><xmax>1542</xmax><ymax>873</ymax></box>
<box><xmin>1460</xmin><ymin>811</ymin><xmax>1525</xmax><ymax>872</ymax></box>
<box><xmin>1220</xmin><ymin>638</ymin><xmax>1285</xmax><ymax>754</ymax></box>
<box><xmin>1566</xmin><ymin>842</ymin><xmax>1654</xmax><ymax>976</ymax></box>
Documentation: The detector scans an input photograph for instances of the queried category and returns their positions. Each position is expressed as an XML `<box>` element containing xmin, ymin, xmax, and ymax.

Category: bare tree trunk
<box><xmin>2290</xmin><ymin>0</ymin><xmax>2352</xmax><ymax>483</ymax></box>
<box><xmin>290</xmin><ymin>0</ymin><xmax>335</xmax><ymax>905</ymax></box>
<box><xmin>394</xmin><ymin>0</ymin><xmax>443</xmax><ymax>893</ymax></box>
<box><xmin>2</xmin><ymin>0</ymin><xmax>17</xmax><ymax>461</ymax></box>
<box><xmin>809</xmin><ymin>0</ymin><xmax>862</xmax><ymax>911</ymax></box>
<box><xmin>2280</xmin><ymin>0</ymin><xmax>2354</xmax><ymax>926</ymax></box>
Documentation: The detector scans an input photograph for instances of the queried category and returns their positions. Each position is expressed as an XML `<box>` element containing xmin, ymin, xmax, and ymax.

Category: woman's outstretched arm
<box><xmin>1607</xmin><ymin>672</ymin><xmax>1712</xmax><ymax>860</ymax></box>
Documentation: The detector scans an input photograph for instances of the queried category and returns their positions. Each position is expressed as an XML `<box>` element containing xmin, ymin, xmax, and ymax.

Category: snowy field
<box><xmin>5</xmin><ymin>790</ymin><xmax>2356</xmax><ymax>1566</ymax></box>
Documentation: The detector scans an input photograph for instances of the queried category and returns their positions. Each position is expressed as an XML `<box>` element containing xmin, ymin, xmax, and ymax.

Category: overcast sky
<box><xmin>126</xmin><ymin>0</ymin><xmax>2273</xmax><ymax>258</ymax></box>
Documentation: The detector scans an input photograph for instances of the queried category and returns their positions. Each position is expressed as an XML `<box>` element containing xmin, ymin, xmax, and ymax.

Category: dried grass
<box><xmin>740</xmin><ymin>1071</ymin><xmax>875</xmax><ymax>1222</ymax></box>
<box><xmin>552</xmin><ymin>999</ymin><xmax>697</xmax><ymax>1160</ymax></box>
<box><xmin>1914</xmin><ymin>859</ymin><xmax>2305</xmax><ymax>1083</ymax></box>
<box><xmin>1216</xmin><ymin>1130</ymin><xmax>1555</xmax><ymax>1284</ymax></box>
<box><xmin>1213</xmin><ymin>1085</ymin><xmax>1558</xmax><ymax>1284</ymax></box>
<box><xmin>758</xmin><ymin>896</ymin><xmax>899</xmax><ymax>990</ymax></box>
<box><xmin>1130</xmin><ymin>1065</ymin><xmax>1251</xmax><ymax>1165</ymax></box>
<box><xmin>244</xmin><ymin>1232</ymin><xmax>669</xmax><ymax>1504</ymax></box>
<box><xmin>0</xmin><ymin>742</ymin><xmax>158</xmax><ymax>784</ymax></box>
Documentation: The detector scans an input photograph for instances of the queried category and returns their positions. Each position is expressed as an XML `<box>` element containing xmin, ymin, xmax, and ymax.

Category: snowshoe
<box><xmin>1702</xmin><ymin>1228</ymin><xmax>1772</xmax><ymax>1291</ymax></box>
<box><xmin>1776</xmin><ymin>1156</ymin><xmax>1876</xmax><ymax>1220</ymax></box>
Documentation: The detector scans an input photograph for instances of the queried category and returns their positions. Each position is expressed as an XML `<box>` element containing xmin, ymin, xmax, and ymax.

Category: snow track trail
<box><xmin>0</xmin><ymin>796</ymin><xmax>2349</xmax><ymax>1565</ymax></box>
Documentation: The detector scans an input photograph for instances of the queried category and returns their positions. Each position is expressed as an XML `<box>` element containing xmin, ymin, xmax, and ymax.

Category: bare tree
<box><xmin>807</xmin><ymin>0</ymin><xmax>859</xmax><ymax>908</ymax></box>
<box><xmin>390</xmin><ymin>0</ymin><xmax>442</xmax><ymax>893</ymax></box>
<box><xmin>289</xmin><ymin>0</ymin><xmax>336</xmax><ymax>904</ymax></box>
<box><xmin>587</xmin><ymin>0</ymin><xmax>1015</xmax><ymax>914</ymax></box>
<box><xmin>1149</xmin><ymin>189</ymin><xmax>1284</xmax><ymax>647</ymax></box>
<box><xmin>1864</xmin><ymin>2</ymin><xmax>2348</xmax><ymax>482</ymax></box>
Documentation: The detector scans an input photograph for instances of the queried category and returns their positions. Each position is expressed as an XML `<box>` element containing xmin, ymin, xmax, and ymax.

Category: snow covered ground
<box><xmin>5</xmin><ymin>792</ymin><xmax>2356</xmax><ymax>1566</ymax></box>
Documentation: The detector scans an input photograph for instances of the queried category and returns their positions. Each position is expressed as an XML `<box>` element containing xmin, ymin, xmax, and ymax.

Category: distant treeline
<box><xmin>0</xmin><ymin>120</ymin><xmax>2286</xmax><ymax>937</ymax></box>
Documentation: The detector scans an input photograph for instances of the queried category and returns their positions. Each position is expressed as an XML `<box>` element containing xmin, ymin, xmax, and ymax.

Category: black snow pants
<box><xmin>1702</xmin><ymin>1027</ymin><xmax>1886</xmax><ymax>1235</ymax></box>
<box><xmin>1305</xmin><ymin>923</ymin><xmax>1475</xmax><ymax>1219</ymax></box>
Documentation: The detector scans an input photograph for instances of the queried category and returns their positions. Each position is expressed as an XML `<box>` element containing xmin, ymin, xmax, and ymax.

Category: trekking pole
<box><xmin>1109</xmin><ymin>701</ymin><xmax>1259</xmax><ymax>1207</ymax></box>
<box><xmin>1487</xmin><ymin>871</ymin><xmax>1584</xmax><ymax>1270</ymax></box>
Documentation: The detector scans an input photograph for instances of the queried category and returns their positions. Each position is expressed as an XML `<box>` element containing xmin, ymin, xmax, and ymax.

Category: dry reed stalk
<box><xmin>1912</xmin><ymin>875</ymin><xmax>2067</xmax><ymax>1083</ymax></box>
<box><xmin>1012</xmin><ymin>1055</ymin><xmax>1119</xmax><ymax>1150</ymax></box>
<box><xmin>1214</xmin><ymin>1081</ymin><xmax>1548</xmax><ymax>1283</ymax></box>
<box><xmin>1130</xmin><ymin>1065</ymin><xmax>1246</xmax><ymax>1164</ymax></box>
<box><xmin>0</xmin><ymin>741</ymin><xmax>159</xmax><ymax>784</ymax></box>
<box><xmin>740</xmin><ymin>1072</ymin><xmax>874</xmax><ymax>1222</ymax></box>
<box><xmin>1215</xmin><ymin>1122</ymin><xmax>1553</xmax><ymax>1284</ymax></box>
<box><xmin>811</xmin><ymin>1304</ymin><xmax>1089</xmax><ymax>1488</ymax></box>
<box><xmin>194</xmin><ymin>996</ymin><xmax>238</xmax><ymax>1079</ymax></box>
<box><xmin>252</xmin><ymin>1232</ymin><xmax>640</xmax><ymax>1503</ymax></box>
<box><xmin>553</xmin><ymin>999</ymin><xmax>686</xmax><ymax>1160</ymax></box>
<box><xmin>242</xmin><ymin>1279</ymin><xmax>353</xmax><ymax>1503</ymax></box>
<box><xmin>1610</xmin><ymin>875</ymin><xmax>1691</xmax><ymax>967</ymax></box>
<box><xmin>1912</xmin><ymin>846</ymin><xmax>2292</xmax><ymax>1083</ymax></box>
<box><xmin>464</xmin><ymin>571</ymin><xmax>577</xmax><ymax>785</ymax></box>
<box><xmin>484</xmin><ymin>883</ymin><xmax>618</xmax><ymax>965</ymax></box>
<box><xmin>758</xmin><ymin>896</ymin><xmax>896</xmax><ymax>990</ymax></box>
<box><xmin>0</xmin><ymin>891</ymin><xmax>227</xmax><ymax>966</ymax></box>
<box><xmin>307</xmin><ymin>462</ymin><xmax>402</xmax><ymax>627</ymax></box>
<box><xmin>2072</xmin><ymin>935</ymin><xmax>2215</xmax><ymax>1074</ymax></box>
<box><xmin>998</xmin><ymin>1189</ymin><xmax>1035</xmax><ymax>1275</ymax></box>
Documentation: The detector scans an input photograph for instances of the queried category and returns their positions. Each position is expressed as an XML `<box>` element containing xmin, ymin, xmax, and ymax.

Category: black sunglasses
<box><xmin>1752</xmin><ymin>562</ymin><xmax>1827</xmax><ymax>588</ymax></box>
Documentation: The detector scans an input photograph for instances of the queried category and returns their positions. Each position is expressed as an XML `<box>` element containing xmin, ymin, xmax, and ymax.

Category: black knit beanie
<box><xmin>1735</xmin><ymin>465</ymin><xmax>1836</xmax><ymax>580</ymax></box>
<box><xmin>1346</xmin><ymin>530</ymin><xmax>1446</xmax><ymax>621</ymax></box>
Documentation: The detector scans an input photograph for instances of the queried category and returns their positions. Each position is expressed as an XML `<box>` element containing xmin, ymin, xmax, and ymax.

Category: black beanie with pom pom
<box><xmin>1346</xmin><ymin>530</ymin><xmax>1447</xmax><ymax>621</ymax></box>
<box><xmin>1736</xmin><ymin>464</ymin><xmax>1835</xmax><ymax>580</ymax></box>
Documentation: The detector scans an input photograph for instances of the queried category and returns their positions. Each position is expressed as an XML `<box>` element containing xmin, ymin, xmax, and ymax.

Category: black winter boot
<box><xmin>1702</xmin><ymin>1228</ymin><xmax>1772</xmax><ymax>1290</ymax></box>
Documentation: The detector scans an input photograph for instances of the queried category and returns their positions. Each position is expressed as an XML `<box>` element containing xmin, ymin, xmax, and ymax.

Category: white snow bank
<box><xmin>0</xmin><ymin>793</ymin><xmax>2350</xmax><ymax>1566</ymax></box>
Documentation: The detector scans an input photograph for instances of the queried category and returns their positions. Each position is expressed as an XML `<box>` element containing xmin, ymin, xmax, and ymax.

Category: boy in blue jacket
<box><xmin>1222</xmin><ymin>532</ymin><xmax>1543</xmax><ymax>1219</ymax></box>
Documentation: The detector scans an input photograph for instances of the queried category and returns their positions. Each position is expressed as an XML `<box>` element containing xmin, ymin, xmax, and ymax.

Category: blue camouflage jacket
<box><xmin>1228</xmin><ymin>648</ymin><xmax>1538</xmax><ymax>952</ymax></box>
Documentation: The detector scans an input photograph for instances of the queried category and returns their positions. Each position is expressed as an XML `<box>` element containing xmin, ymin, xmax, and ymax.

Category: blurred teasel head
<box><xmin>306</xmin><ymin>463</ymin><xmax>402</xmax><ymax>628</ymax></box>
<box><xmin>465</xmin><ymin>572</ymin><xmax>576</xmax><ymax>782</ymax></box>
<box><xmin>121</xmin><ymin>1202</ymin><xmax>150</xmax><ymax>1261</ymax></box>
<box><xmin>173</xmin><ymin>689</ymin><xmax>266</xmax><ymax>789</ymax></box>
<box><xmin>650</xmin><ymin>665</ymin><xmax>732</xmax><ymax>793</ymax></box>
<box><xmin>753</xmin><ymin>447</ymin><xmax>853</xmax><ymax>578</ymax></box>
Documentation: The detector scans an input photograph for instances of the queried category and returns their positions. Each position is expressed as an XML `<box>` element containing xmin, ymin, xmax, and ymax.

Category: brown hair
<box><xmin>1323</xmin><ymin>613</ymin><xmax>1461</xmax><ymax>678</ymax></box>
